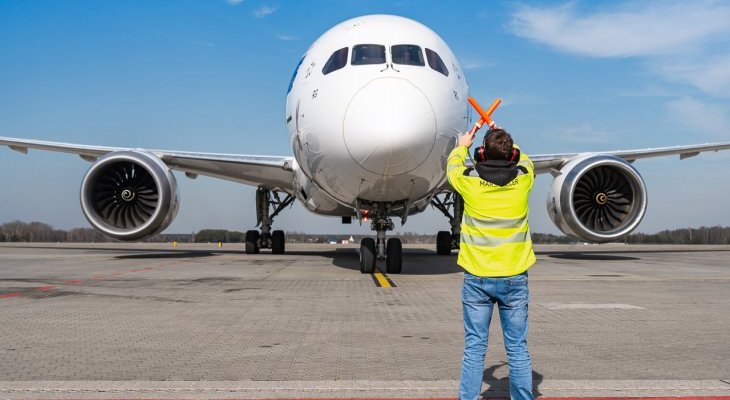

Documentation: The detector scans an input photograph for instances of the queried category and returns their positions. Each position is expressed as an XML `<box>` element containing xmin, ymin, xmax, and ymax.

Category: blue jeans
<box><xmin>459</xmin><ymin>271</ymin><xmax>533</xmax><ymax>400</ymax></box>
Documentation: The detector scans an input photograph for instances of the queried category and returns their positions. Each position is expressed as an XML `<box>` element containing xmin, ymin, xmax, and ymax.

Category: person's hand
<box><xmin>458</xmin><ymin>129</ymin><xmax>476</xmax><ymax>148</ymax></box>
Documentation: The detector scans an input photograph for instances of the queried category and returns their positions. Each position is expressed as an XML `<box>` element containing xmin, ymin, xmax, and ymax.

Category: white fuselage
<box><xmin>286</xmin><ymin>15</ymin><xmax>469</xmax><ymax>217</ymax></box>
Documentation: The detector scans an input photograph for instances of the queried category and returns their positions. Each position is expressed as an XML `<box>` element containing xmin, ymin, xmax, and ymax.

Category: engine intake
<box><xmin>547</xmin><ymin>155</ymin><xmax>647</xmax><ymax>243</ymax></box>
<box><xmin>80</xmin><ymin>151</ymin><xmax>179</xmax><ymax>241</ymax></box>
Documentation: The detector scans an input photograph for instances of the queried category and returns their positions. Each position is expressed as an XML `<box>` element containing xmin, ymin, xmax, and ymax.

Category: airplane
<box><xmin>2</xmin><ymin>14</ymin><xmax>729</xmax><ymax>274</ymax></box>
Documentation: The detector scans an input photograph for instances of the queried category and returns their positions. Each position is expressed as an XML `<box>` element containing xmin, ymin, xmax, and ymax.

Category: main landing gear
<box><xmin>245</xmin><ymin>188</ymin><xmax>295</xmax><ymax>255</ymax></box>
<box><xmin>359</xmin><ymin>203</ymin><xmax>403</xmax><ymax>274</ymax></box>
<box><xmin>431</xmin><ymin>192</ymin><xmax>463</xmax><ymax>256</ymax></box>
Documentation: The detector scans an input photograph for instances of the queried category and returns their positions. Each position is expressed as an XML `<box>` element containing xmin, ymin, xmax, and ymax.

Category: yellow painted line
<box><xmin>372</xmin><ymin>270</ymin><xmax>395</xmax><ymax>288</ymax></box>
<box><xmin>373</xmin><ymin>271</ymin><xmax>391</xmax><ymax>287</ymax></box>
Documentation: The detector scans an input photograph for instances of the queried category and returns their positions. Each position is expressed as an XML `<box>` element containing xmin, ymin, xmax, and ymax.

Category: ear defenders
<box><xmin>474</xmin><ymin>143</ymin><xmax>487</xmax><ymax>163</ymax></box>
<box><xmin>473</xmin><ymin>131</ymin><xmax>519</xmax><ymax>163</ymax></box>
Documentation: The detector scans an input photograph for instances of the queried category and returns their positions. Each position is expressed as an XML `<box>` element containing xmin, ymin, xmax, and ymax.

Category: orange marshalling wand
<box><xmin>467</xmin><ymin>97</ymin><xmax>502</xmax><ymax>136</ymax></box>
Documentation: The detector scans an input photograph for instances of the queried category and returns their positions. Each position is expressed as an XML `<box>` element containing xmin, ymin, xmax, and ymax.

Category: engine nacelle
<box><xmin>80</xmin><ymin>151</ymin><xmax>179</xmax><ymax>241</ymax></box>
<box><xmin>547</xmin><ymin>155</ymin><xmax>647</xmax><ymax>243</ymax></box>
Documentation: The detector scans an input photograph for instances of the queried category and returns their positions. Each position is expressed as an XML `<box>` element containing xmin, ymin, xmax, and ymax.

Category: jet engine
<box><xmin>80</xmin><ymin>151</ymin><xmax>179</xmax><ymax>241</ymax></box>
<box><xmin>547</xmin><ymin>155</ymin><xmax>647</xmax><ymax>243</ymax></box>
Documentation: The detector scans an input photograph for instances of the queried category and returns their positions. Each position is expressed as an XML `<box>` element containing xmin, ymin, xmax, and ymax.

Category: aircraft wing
<box><xmin>530</xmin><ymin>142</ymin><xmax>730</xmax><ymax>174</ymax></box>
<box><xmin>0</xmin><ymin>136</ymin><xmax>295</xmax><ymax>192</ymax></box>
<box><xmin>438</xmin><ymin>141</ymin><xmax>730</xmax><ymax>191</ymax></box>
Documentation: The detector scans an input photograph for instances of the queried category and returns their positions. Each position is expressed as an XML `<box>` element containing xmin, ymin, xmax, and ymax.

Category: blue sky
<box><xmin>1</xmin><ymin>0</ymin><xmax>729</xmax><ymax>235</ymax></box>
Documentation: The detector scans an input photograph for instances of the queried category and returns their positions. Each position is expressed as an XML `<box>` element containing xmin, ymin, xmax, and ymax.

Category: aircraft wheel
<box><xmin>360</xmin><ymin>238</ymin><xmax>376</xmax><ymax>274</ymax></box>
<box><xmin>436</xmin><ymin>231</ymin><xmax>451</xmax><ymax>255</ymax></box>
<box><xmin>245</xmin><ymin>230</ymin><xmax>260</xmax><ymax>254</ymax></box>
<box><xmin>385</xmin><ymin>237</ymin><xmax>402</xmax><ymax>274</ymax></box>
<box><xmin>272</xmin><ymin>230</ymin><xmax>285</xmax><ymax>254</ymax></box>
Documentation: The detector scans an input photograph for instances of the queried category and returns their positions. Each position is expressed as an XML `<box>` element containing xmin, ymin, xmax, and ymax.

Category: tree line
<box><xmin>2</xmin><ymin>221</ymin><xmax>730</xmax><ymax>244</ymax></box>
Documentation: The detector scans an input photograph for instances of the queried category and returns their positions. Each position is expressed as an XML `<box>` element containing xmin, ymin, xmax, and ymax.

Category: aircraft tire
<box><xmin>272</xmin><ymin>230</ymin><xmax>285</xmax><ymax>254</ymax></box>
<box><xmin>436</xmin><ymin>231</ymin><xmax>451</xmax><ymax>255</ymax></box>
<box><xmin>245</xmin><ymin>230</ymin><xmax>260</xmax><ymax>254</ymax></box>
<box><xmin>385</xmin><ymin>237</ymin><xmax>403</xmax><ymax>274</ymax></box>
<box><xmin>360</xmin><ymin>237</ymin><xmax>376</xmax><ymax>274</ymax></box>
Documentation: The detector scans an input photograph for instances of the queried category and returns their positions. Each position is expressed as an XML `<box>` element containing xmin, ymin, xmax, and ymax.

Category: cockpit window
<box><xmin>351</xmin><ymin>44</ymin><xmax>386</xmax><ymax>65</ymax></box>
<box><xmin>322</xmin><ymin>47</ymin><xmax>348</xmax><ymax>75</ymax></box>
<box><xmin>391</xmin><ymin>45</ymin><xmax>425</xmax><ymax>66</ymax></box>
<box><xmin>425</xmin><ymin>48</ymin><xmax>449</xmax><ymax>77</ymax></box>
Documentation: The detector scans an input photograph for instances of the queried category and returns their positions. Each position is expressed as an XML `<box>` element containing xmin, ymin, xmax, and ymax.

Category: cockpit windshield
<box><xmin>322</xmin><ymin>47</ymin><xmax>348</xmax><ymax>75</ymax></box>
<box><xmin>425</xmin><ymin>48</ymin><xmax>449</xmax><ymax>77</ymax></box>
<box><xmin>391</xmin><ymin>45</ymin><xmax>424</xmax><ymax>66</ymax></box>
<box><xmin>352</xmin><ymin>44</ymin><xmax>386</xmax><ymax>65</ymax></box>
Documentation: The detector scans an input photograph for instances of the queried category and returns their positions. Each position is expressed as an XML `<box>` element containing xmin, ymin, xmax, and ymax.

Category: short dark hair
<box><xmin>483</xmin><ymin>128</ymin><xmax>514</xmax><ymax>161</ymax></box>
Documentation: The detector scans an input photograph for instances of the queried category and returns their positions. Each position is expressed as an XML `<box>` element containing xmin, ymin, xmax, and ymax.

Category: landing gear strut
<box><xmin>245</xmin><ymin>188</ymin><xmax>295</xmax><ymax>255</ymax></box>
<box><xmin>431</xmin><ymin>192</ymin><xmax>463</xmax><ymax>255</ymax></box>
<box><xmin>359</xmin><ymin>202</ymin><xmax>403</xmax><ymax>274</ymax></box>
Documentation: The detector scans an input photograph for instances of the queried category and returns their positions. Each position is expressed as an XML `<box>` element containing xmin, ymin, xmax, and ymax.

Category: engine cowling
<box><xmin>547</xmin><ymin>155</ymin><xmax>647</xmax><ymax>243</ymax></box>
<box><xmin>80</xmin><ymin>151</ymin><xmax>179</xmax><ymax>241</ymax></box>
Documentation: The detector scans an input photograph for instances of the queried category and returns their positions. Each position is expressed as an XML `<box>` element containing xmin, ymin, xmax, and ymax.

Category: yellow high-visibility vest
<box><xmin>446</xmin><ymin>145</ymin><xmax>536</xmax><ymax>277</ymax></box>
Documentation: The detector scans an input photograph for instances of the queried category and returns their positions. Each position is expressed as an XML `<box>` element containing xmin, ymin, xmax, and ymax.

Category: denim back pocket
<box><xmin>502</xmin><ymin>274</ymin><xmax>529</xmax><ymax>307</ymax></box>
<box><xmin>462</xmin><ymin>275</ymin><xmax>487</xmax><ymax>304</ymax></box>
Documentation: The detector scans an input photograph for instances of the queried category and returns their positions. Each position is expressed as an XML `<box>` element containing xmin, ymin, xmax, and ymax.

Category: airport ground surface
<box><xmin>0</xmin><ymin>242</ymin><xmax>729</xmax><ymax>399</ymax></box>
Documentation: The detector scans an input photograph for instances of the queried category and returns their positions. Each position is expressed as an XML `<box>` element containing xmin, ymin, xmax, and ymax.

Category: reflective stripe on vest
<box><xmin>463</xmin><ymin>214</ymin><xmax>526</xmax><ymax>229</ymax></box>
<box><xmin>461</xmin><ymin>229</ymin><xmax>530</xmax><ymax>247</ymax></box>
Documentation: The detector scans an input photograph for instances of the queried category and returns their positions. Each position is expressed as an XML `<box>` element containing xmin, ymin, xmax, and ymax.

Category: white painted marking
<box><xmin>541</xmin><ymin>302</ymin><xmax>645</xmax><ymax>310</ymax></box>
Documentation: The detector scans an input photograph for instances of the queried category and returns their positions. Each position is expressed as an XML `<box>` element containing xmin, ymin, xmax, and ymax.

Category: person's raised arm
<box><xmin>446</xmin><ymin>132</ymin><xmax>474</xmax><ymax>193</ymax></box>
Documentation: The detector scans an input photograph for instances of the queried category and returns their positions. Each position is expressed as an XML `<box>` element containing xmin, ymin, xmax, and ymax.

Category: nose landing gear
<box><xmin>359</xmin><ymin>203</ymin><xmax>403</xmax><ymax>274</ymax></box>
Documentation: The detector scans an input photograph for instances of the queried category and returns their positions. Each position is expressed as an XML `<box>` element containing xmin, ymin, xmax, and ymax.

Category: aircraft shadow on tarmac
<box><xmin>107</xmin><ymin>248</ymin><xmax>464</xmax><ymax>275</ymax></box>
<box><xmin>114</xmin><ymin>251</ymin><xmax>216</xmax><ymax>259</ymax></box>
<box><xmin>480</xmin><ymin>362</ymin><xmax>544</xmax><ymax>398</ymax></box>
<box><xmin>289</xmin><ymin>248</ymin><xmax>464</xmax><ymax>275</ymax></box>
<box><xmin>542</xmin><ymin>252</ymin><xmax>640</xmax><ymax>261</ymax></box>
<box><xmin>110</xmin><ymin>248</ymin><xmax>637</xmax><ymax>268</ymax></box>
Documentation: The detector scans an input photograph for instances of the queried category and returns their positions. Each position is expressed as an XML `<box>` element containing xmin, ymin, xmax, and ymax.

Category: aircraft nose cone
<box><xmin>343</xmin><ymin>78</ymin><xmax>436</xmax><ymax>176</ymax></box>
